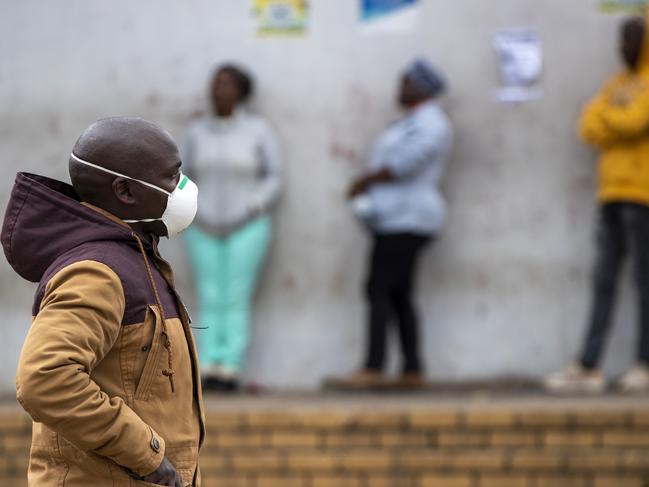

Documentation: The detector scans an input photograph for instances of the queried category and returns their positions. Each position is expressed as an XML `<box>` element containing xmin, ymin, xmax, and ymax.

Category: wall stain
<box><xmin>329</xmin><ymin>141</ymin><xmax>360</xmax><ymax>165</ymax></box>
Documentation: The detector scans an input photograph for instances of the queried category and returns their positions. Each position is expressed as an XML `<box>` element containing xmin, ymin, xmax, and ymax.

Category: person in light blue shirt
<box><xmin>334</xmin><ymin>59</ymin><xmax>453</xmax><ymax>390</ymax></box>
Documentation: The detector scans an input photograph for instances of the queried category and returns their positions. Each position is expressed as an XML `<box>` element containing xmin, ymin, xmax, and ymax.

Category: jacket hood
<box><xmin>2</xmin><ymin>172</ymin><xmax>142</xmax><ymax>283</ymax></box>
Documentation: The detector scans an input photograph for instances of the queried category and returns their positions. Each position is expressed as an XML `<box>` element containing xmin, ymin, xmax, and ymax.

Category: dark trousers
<box><xmin>580</xmin><ymin>203</ymin><xmax>649</xmax><ymax>369</ymax></box>
<box><xmin>364</xmin><ymin>233</ymin><xmax>431</xmax><ymax>374</ymax></box>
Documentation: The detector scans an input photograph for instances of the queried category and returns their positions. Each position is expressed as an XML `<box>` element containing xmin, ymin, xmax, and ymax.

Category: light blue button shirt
<box><xmin>363</xmin><ymin>100</ymin><xmax>453</xmax><ymax>235</ymax></box>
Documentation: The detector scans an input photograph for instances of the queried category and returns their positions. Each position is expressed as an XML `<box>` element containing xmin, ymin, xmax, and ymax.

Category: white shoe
<box><xmin>543</xmin><ymin>363</ymin><xmax>606</xmax><ymax>394</ymax></box>
<box><xmin>619</xmin><ymin>364</ymin><xmax>649</xmax><ymax>393</ymax></box>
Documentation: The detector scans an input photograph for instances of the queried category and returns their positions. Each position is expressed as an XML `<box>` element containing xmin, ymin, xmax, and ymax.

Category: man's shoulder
<box><xmin>409</xmin><ymin>103</ymin><xmax>451</xmax><ymax>134</ymax></box>
<box><xmin>185</xmin><ymin>116</ymin><xmax>213</xmax><ymax>137</ymax></box>
<box><xmin>32</xmin><ymin>241</ymin><xmax>134</xmax><ymax>314</ymax></box>
<box><xmin>600</xmin><ymin>72</ymin><xmax>633</xmax><ymax>91</ymax></box>
<box><xmin>46</xmin><ymin>241</ymin><xmax>132</xmax><ymax>278</ymax></box>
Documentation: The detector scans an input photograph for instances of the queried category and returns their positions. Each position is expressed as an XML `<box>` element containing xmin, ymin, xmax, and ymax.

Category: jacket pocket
<box><xmin>57</xmin><ymin>434</ymin><xmax>113</xmax><ymax>486</ymax></box>
<box><xmin>132</xmin><ymin>476</ymin><xmax>191</xmax><ymax>487</ymax></box>
<box><xmin>134</xmin><ymin>305</ymin><xmax>164</xmax><ymax>401</ymax></box>
<box><xmin>166</xmin><ymin>442</ymin><xmax>199</xmax><ymax>487</ymax></box>
<box><xmin>28</xmin><ymin>425</ymin><xmax>68</xmax><ymax>487</ymax></box>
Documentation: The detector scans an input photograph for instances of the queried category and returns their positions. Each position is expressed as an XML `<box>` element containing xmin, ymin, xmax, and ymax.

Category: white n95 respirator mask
<box><xmin>71</xmin><ymin>153</ymin><xmax>198</xmax><ymax>237</ymax></box>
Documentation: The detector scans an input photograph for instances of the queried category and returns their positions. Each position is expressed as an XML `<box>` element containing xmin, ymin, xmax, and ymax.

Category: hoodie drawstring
<box><xmin>133</xmin><ymin>233</ymin><xmax>176</xmax><ymax>394</ymax></box>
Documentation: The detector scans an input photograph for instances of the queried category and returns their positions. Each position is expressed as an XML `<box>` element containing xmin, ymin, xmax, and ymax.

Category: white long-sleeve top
<box><xmin>182</xmin><ymin>109</ymin><xmax>283</xmax><ymax>235</ymax></box>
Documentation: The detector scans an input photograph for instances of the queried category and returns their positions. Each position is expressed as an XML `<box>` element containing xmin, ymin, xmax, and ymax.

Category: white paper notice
<box><xmin>493</xmin><ymin>29</ymin><xmax>543</xmax><ymax>103</ymax></box>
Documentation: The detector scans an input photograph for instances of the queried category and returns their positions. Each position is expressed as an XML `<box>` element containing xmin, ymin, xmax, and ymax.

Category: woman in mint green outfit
<box><xmin>183</xmin><ymin>65</ymin><xmax>283</xmax><ymax>392</ymax></box>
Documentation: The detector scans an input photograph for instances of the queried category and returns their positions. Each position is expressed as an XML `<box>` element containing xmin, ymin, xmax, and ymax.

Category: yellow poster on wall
<box><xmin>598</xmin><ymin>0</ymin><xmax>648</xmax><ymax>12</ymax></box>
<box><xmin>252</xmin><ymin>0</ymin><xmax>309</xmax><ymax>37</ymax></box>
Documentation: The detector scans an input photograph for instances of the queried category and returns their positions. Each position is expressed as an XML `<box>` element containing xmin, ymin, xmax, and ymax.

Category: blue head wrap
<box><xmin>404</xmin><ymin>59</ymin><xmax>446</xmax><ymax>97</ymax></box>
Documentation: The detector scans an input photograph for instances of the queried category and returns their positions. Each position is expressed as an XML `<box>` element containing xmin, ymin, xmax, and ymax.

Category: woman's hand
<box><xmin>348</xmin><ymin>176</ymin><xmax>371</xmax><ymax>199</ymax></box>
<box><xmin>347</xmin><ymin>167</ymin><xmax>396</xmax><ymax>199</ymax></box>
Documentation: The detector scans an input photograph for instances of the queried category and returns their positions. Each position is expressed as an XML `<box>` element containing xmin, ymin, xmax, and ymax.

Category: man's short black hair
<box><xmin>622</xmin><ymin>16</ymin><xmax>645</xmax><ymax>37</ymax></box>
<box><xmin>217</xmin><ymin>64</ymin><xmax>254</xmax><ymax>101</ymax></box>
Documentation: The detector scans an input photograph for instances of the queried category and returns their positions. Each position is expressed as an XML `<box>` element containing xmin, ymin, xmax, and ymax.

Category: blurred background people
<box><xmin>545</xmin><ymin>16</ymin><xmax>649</xmax><ymax>394</ymax></box>
<box><xmin>182</xmin><ymin>64</ymin><xmax>283</xmax><ymax>392</ymax></box>
<box><xmin>330</xmin><ymin>59</ymin><xmax>453</xmax><ymax>390</ymax></box>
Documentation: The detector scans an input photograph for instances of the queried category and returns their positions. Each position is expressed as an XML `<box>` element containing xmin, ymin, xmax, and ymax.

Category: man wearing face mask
<box><xmin>545</xmin><ymin>15</ymin><xmax>649</xmax><ymax>394</ymax></box>
<box><xmin>1</xmin><ymin>117</ymin><xmax>204</xmax><ymax>486</ymax></box>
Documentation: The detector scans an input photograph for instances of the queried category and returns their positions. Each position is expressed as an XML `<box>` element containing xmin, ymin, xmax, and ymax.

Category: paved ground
<box><xmin>200</xmin><ymin>390</ymin><xmax>649</xmax><ymax>412</ymax></box>
<box><xmin>2</xmin><ymin>387</ymin><xmax>647</xmax><ymax>413</ymax></box>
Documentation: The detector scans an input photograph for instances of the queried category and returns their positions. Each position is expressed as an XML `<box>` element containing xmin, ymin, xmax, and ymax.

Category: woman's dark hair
<box><xmin>216</xmin><ymin>64</ymin><xmax>254</xmax><ymax>102</ymax></box>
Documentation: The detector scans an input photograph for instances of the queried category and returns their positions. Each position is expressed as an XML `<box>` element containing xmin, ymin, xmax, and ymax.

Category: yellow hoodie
<box><xmin>579</xmin><ymin>13</ymin><xmax>649</xmax><ymax>206</ymax></box>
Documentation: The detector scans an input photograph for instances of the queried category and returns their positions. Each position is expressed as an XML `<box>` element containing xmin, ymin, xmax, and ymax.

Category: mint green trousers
<box><xmin>184</xmin><ymin>217</ymin><xmax>271</xmax><ymax>374</ymax></box>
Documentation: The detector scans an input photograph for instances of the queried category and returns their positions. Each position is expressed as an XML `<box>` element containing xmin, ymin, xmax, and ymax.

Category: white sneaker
<box><xmin>543</xmin><ymin>363</ymin><xmax>606</xmax><ymax>394</ymax></box>
<box><xmin>619</xmin><ymin>364</ymin><xmax>649</xmax><ymax>393</ymax></box>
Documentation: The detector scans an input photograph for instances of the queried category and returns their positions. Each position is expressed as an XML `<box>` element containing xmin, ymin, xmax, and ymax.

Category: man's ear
<box><xmin>112</xmin><ymin>177</ymin><xmax>136</xmax><ymax>205</ymax></box>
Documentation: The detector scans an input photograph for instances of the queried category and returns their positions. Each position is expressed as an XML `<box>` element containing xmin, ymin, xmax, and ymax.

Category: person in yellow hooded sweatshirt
<box><xmin>545</xmin><ymin>15</ymin><xmax>649</xmax><ymax>394</ymax></box>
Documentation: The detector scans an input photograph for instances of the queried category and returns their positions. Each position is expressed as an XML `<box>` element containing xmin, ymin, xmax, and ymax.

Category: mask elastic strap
<box><xmin>123</xmin><ymin>218</ymin><xmax>159</xmax><ymax>223</ymax></box>
<box><xmin>70</xmin><ymin>153</ymin><xmax>171</xmax><ymax>196</ymax></box>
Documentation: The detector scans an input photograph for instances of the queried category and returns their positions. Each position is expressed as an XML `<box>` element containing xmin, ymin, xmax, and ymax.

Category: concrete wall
<box><xmin>0</xmin><ymin>0</ymin><xmax>637</xmax><ymax>391</ymax></box>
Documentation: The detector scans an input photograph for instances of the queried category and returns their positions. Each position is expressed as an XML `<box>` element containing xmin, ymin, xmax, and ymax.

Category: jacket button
<box><xmin>151</xmin><ymin>437</ymin><xmax>161</xmax><ymax>452</ymax></box>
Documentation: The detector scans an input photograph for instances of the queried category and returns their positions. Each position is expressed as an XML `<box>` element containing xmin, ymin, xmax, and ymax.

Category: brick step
<box><xmin>200</xmin><ymin>474</ymin><xmax>648</xmax><ymax>487</ymax></box>
<box><xmin>0</xmin><ymin>402</ymin><xmax>648</xmax><ymax>486</ymax></box>
<box><xmin>204</xmin><ymin>428</ymin><xmax>649</xmax><ymax>449</ymax></box>
<box><xmin>201</xmin><ymin>447</ymin><xmax>649</xmax><ymax>473</ymax></box>
<box><xmin>199</xmin><ymin>408</ymin><xmax>649</xmax><ymax>487</ymax></box>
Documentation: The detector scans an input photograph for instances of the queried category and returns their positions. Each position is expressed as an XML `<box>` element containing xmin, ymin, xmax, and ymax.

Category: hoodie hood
<box><xmin>2</xmin><ymin>172</ymin><xmax>142</xmax><ymax>283</ymax></box>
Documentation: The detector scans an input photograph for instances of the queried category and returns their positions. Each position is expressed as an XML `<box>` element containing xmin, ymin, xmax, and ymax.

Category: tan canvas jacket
<box><xmin>2</xmin><ymin>173</ymin><xmax>205</xmax><ymax>486</ymax></box>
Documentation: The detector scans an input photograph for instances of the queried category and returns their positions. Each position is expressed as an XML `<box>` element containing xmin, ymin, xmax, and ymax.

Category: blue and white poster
<box><xmin>360</xmin><ymin>0</ymin><xmax>420</xmax><ymax>35</ymax></box>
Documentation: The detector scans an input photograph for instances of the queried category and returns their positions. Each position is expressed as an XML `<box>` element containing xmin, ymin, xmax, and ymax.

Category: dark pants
<box><xmin>580</xmin><ymin>203</ymin><xmax>649</xmax><ymax>369</ymax></box>
<box><xmin>364</xmin><ymin>233</ymin><xmax>431</xmax><ymax>374</ymax></box>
